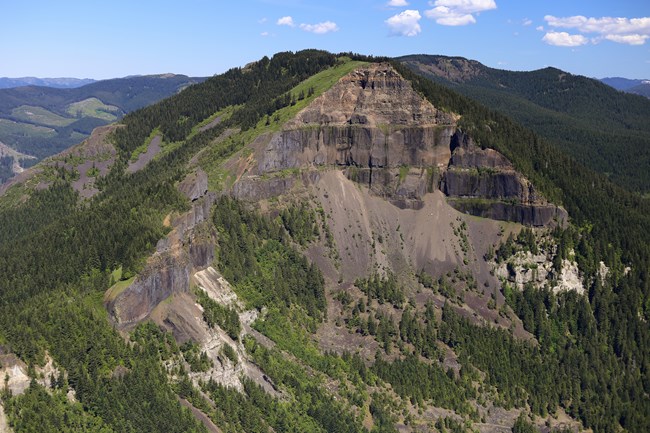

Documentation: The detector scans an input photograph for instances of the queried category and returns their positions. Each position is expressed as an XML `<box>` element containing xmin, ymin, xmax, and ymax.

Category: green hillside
<box><xmin>400</xmin><ymin>55</ymin><xmax>650</xmax><ymax>193</ymax></box>
<box><xmin>0</xmin><ymin>74</ymin><xmax>206</xmax><ymax>165</ymax></box>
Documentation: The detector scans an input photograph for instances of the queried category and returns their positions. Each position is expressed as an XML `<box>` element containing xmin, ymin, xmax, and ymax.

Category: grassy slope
<box><xmin>66</xmin><ymin>97</ymin><xmax>121</xmax><ymax>121</ymax></box>
<box><xmin>11</xmin><ymin>105</ymin><xmax>76</xmax><ymax>127</ymax></box>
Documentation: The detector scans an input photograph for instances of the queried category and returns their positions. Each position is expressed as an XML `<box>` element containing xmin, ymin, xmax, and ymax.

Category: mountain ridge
<box><xmin>399</xmin><ymin>54</ymin><xmax>650</xmax><ymax>193</ymax></box>
<box><xmin>0</xmin><ymin>76</ymin><xmax>96</xmax><ymax>89</ymax></box>
<box><xmin>0</xmin><ymin>51</ymin><xmax>648</xmax><ymax>433</ymax></box>
<box><xmin>600</xmin><ymin>76</ymin><xmax>650</xmax><ymax>98</ymax></box>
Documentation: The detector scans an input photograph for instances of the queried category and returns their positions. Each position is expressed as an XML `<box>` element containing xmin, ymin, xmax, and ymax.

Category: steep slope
<box><xmin>0</xmin><ymin>51</ymin><xmax>648</xmax><ymax>433</ymax></box>
<box><xmin>109</xmin><ymin>62</ymin><xmax>587</xmax><ymax>432</ymax></box>
<box><xmin>232</xmin><ymin>62</ymin><xmax>563</xmax><ymax>225</ymax></box>
<box><xmin>400</xmin><ymin>55</ymin><xmax>650</xmax><ymax>193</ymax></box>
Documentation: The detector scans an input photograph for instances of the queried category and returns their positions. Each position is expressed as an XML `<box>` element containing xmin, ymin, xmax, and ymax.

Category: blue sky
<box><xmin>2</xmin><ymin>0</ymin><xmax>649</xmax><ymax>79</ymax></box>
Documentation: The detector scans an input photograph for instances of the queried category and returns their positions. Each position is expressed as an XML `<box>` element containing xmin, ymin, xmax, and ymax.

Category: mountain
<box><xmin>399</xmin><ymin>55</ymin><xmax>650</xmax><ymax>193</ymax></box>
<box><xmin>600</xmin><ymin>77</ymin><xmax>650</xmax><ymax>98</ymax></box>
<box><xmin>0</xmin><ymin>77</ymin><xmax>96</xmax><ymax>89</ymax></box>
<box><xmin>600</xmin><ymin>76</ymin><xmax>645</xmax><ymax>91</ymax></box>
<box><xmin>0</xmin><ymin>51</ymin><xmax>648</xmax><ymax>433</ymax></box>
<box><xmin>0</xmin><ymin>74</ymin><xmax>206</xmax><ymax>183</ymax></box>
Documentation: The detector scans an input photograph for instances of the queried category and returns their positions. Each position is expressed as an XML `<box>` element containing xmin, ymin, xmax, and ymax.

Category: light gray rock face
<box><xmin>109</xmin><ymin>250</ymin><xmax>191</xmax><ymax>324</ymax></box>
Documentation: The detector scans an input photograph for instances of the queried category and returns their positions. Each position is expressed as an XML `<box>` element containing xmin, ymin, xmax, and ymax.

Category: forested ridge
<box><xmin>0</xmin><ymin>50</ymin><xmax>647</xmax><ymax>432</ymax></box>
<box><xmin>391</xmin><ymin>59</ymin><xmax>650</xmax><ymax>431</ymax></box>
<box><xmin>0</xmin><ymin>50</ymin><xmax>339</xmax><ymax>432</ymax></box>
<box><xmin>399</xmin><ymin>54</ymin><xmax>650</xmax><ymax>193</ymax></box>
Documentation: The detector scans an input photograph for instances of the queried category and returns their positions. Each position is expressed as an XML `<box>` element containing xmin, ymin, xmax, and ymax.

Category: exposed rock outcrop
<box><xmin>178</xmin><ymin>168</ymin><xmax>208</xmax><ymax>202</ymax></box>
<box><xmin>494</xmin><ymin>246</ymin><xmax>585</xmax><ymax>295</ymax></box>
<box><xmin>108</xmin><ymin>249</ymin><xmax>191</xmax><ymax>324</ymax></box>
<box><xmin>0</xmin><ymin>351</ymin><xmax>62</xmax><ymax>396</ymax></box>
<box><xmin>256</xmin><ymin>63</ymin><xmax>456</xmax><ymax>178</ymax></box>
<box><xmin>232</xmin><ymin>176</ymin><xmax>295</xmax><ymax>201</ymax></box>
<box><xmin>442</xmin><ymin>131</ymin><xmax>567</xmax><ymax>226</ymax></box>
<box><xmin>238</xmin><ymin>64</ymin><xmax>565</xmax><ymax>227</ymax></box>
<box><xmin>109</xmin><ymin>193</ymin><xmax>217</xmax><ymax>325</ymax></box>
<box><xmin>259</xmin><ymin>125</ymin><xmax>455</xmax><ymax>173</ymax></box>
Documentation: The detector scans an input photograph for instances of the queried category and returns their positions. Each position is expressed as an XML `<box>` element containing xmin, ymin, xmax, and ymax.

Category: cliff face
<box><xmin>111</xmin><ymin>63</ymin><xmax>568</xmax><ymax>326</ymax></box>
<box><xmin>108</xmin><ymin>170</ymin><xmax>217</xmax><ymax>325</ymax></box>
<box><xmin>259</xmin><ymin>63</ymin><xmax>456</xmax><ymax>174</ymax></box>
<box><xmin>108</xmin><ymin>250</ymin><xmax>192</xmax><ymax>324</ymax></box>
<box><xmin>246</xmin><ymin>64</ymin><xmax>566</xmax><ymax>226</ymax></box>
<box><xmin>441</xmin><ymin>131</ymin><xmax>567</xmax><ymax>226</ymax></box>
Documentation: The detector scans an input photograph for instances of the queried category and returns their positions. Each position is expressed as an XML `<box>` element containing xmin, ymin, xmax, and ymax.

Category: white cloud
<box><xmin>261</xmin><ymin>31</ymin><xmax>270</xmax><ymax>37</ymax></box>
<box><xmin>425</xmin><ymin>0</ymin><xmax>497</xmax><ymax>26</ymax></box>
<box><xmin>604</xmin><ymin>34</ymin><xmax>649</xmax><ymax>45</ymax></box>
<box><xmin>544</xmin><ymin>15</ymin><xmax>650</xmax><ymax>46</ymax></box>
<box><xmin>258</xmin><ymin>17</ymin><xmax>268</xmax><ymax>24</ymax></box>
<box><xmin>522</xmin><ymin>18</ymin><xmax>532</xmax><ymax>26</ymax></box>
<box><xmin>277</xmin><ymin>16</ymin><xmax>339</xmax><ymax>35</ymax></box>
<box><xmin>277</xmin><ymin>16</ymin><xmax>295</xmax><ymax>27</ymax></box>
<box><xmin>386</xmin><ymin>9</ymin><xmax>422</xmax><ymax>36</ymax></box>
<box><xmin>299</xmin><ymin>21</ymin><xmax>339</xmax><ymax>34</ymax></box>
<box><xmin>545</xmin><ymin>15</ymin><xmax>650</xmax><ymax>35</ymax></box>
<box><xmin>542</xmin><ymin>31</ymin><xmax>588</xmax><ymax>47</ymax></box>
<box><xmin>387</xmin><ymin>0</ymin><xmax>409</xmax><ymax>6</ymax></box>
<box><xmin>536</xmin><ymin>25</ymin><xmax>544</xmax><ymax>32</ymax></box>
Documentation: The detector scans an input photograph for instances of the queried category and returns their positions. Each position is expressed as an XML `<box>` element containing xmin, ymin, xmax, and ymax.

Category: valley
<box><xmin>0</xmin><ymin>74</ymin><xmax>206</xmax><ymax>184</ymax></box>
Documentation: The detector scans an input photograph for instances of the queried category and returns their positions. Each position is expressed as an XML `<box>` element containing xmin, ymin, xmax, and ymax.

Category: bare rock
<box><xmin>287</xmin><ymin>63</ymin><xmax>455</xmax><ymax>128</ymax></box>
<box><xmin>178</xmin><ymin>168</ymin><xmax>208</xmax><ymax>202</ymax></box>
<box><xmin>257</xmin><ymin>63</ymin><xmax>456</xmax><ymax>176</ymax></box>
<box><xmin>443</xmin><ymin>130</ymin><xmax>568</xmax><ymax>227</ymax></box>
<box><xmin>109</xmin><ymin>249</ymin><xmax>191</xmax><ymax>325</ymax></box>
<box><xmin>232</xmin><ymin>176</ymin><xmax>295</xmax><ymax>201</ymax></box>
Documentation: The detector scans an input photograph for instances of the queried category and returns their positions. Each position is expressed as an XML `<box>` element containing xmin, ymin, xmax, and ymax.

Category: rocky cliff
<box><xmin>108</xmin><ymin>169</ymin><xmax>216</xmax><ymax>325</ymax></box>
<box><xmin>108</xmin><ymin>249</ymin><xmax>192</xmax><ymax>325</ymax></box>
<box><xmin>441</xmin><ymin>131</ymin><xmax>567</xmax><ymax>226</ymax></box>
<box><xmin>241</xmin><ymin>63</ymin><xmax>566</xmax><ymax>226</ymax></box>
<box><xmin>258</xmin><ymin>63</ymin><xmax>456</xmax><ymax>174</ymax></box>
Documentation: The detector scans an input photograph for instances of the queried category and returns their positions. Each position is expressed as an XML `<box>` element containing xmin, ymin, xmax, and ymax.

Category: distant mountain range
<box><xmin>0</xmin><ymin>77</ymin><xmax>96</xmax><ymax>89</ymax></box>
<box><xmin>600</xmin><ymin>77</ymin><xmax>650</xmax><ymax>98</ymax></box>
<box><xmin>399</xmin><ymin>55</ymin><xmax>650</xmax><ymax>193</ymax></box>
<box><xmin>0</xmin><ymin>74</ymin><xmax>206</xmax><ymax>182</ymax></box>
